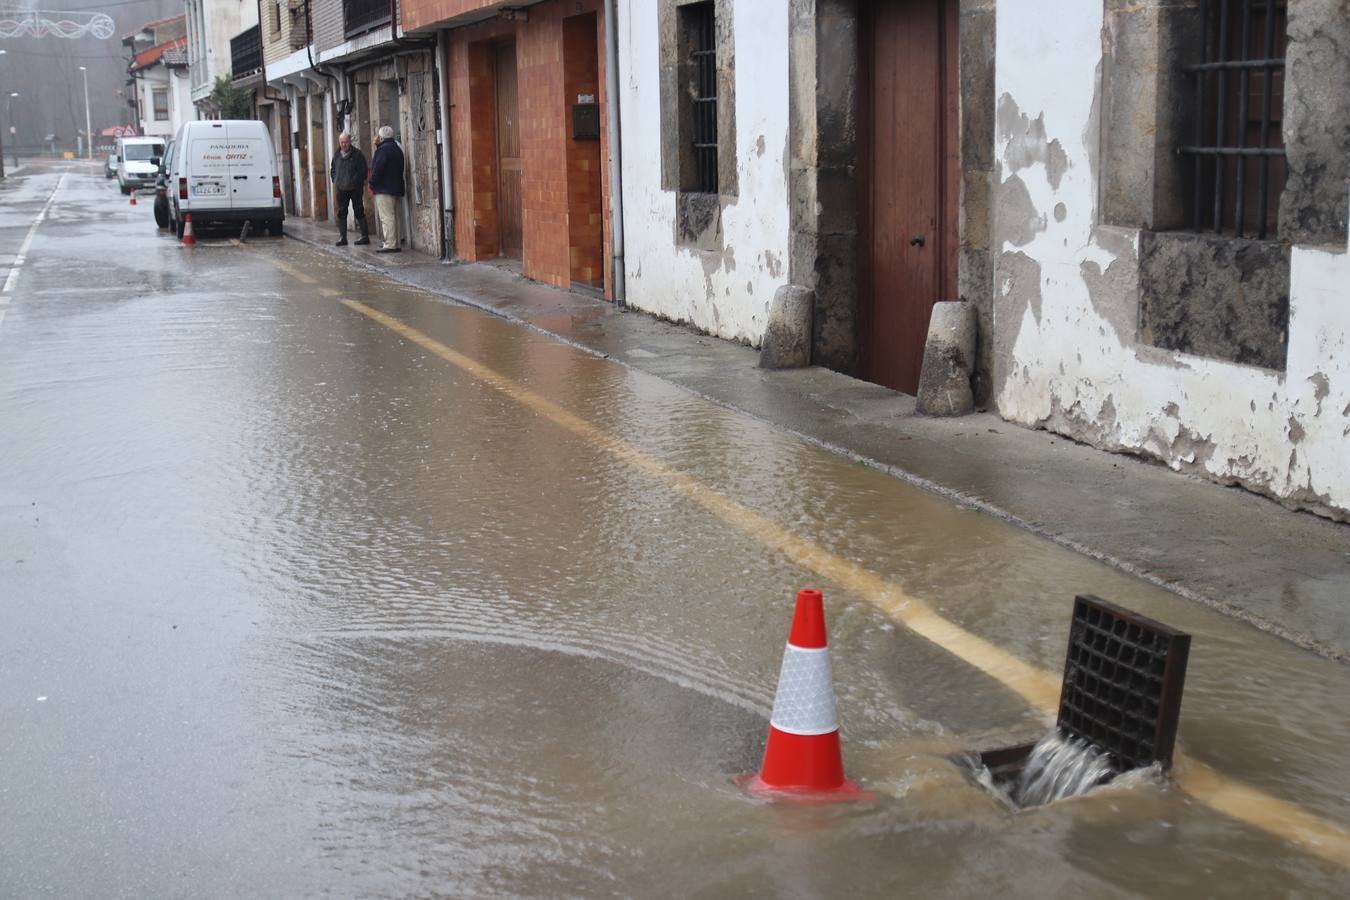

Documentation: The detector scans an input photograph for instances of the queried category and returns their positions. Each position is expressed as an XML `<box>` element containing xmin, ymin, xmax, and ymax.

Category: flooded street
<box><xmin>3</xmin><ymin>163</ymin><xmax>1349</xmax><ymax>896</ymax></box>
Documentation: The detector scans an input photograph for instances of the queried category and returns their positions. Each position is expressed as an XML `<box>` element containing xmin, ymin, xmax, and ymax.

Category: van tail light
<box><xmin>272</xmin><ymin>176</ymin><xmax>281</xmax><ymax>199</ymax></box>
<box><xmin>178</xmin><ymin>177</ymin><xmax>188</xmax><ymax>200</ymax></box>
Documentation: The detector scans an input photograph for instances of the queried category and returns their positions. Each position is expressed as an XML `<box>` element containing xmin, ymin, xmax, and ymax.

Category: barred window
<box><xmin>153</xmin><ymin>88</ymin><xmax>170</xmax><ymax>121</ymax></box>
<box><xmin>681</xmin><ymin>2</ymin><xmax>718</xmax><ymax>194</ymax></box>
<box><xmin>1180</xmin><ymin>0</ymin><xmax>1288</xmax><ymax>239</ymax></box>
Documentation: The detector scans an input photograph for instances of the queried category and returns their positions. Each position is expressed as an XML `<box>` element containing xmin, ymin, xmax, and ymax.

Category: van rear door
<box><xmin>225</xmin><ymin>123</ymin><xmax>274</xmax><ymax>210</ymax></box>
<box><xmin>188</xmin><ymin>125</ymin><xmax>231</xmax><ymax>208</ymax></box>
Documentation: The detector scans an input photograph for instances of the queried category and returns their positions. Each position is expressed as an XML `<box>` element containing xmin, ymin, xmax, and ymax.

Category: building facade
<box><xmin>186</xmin><ymin>0</ymin><xmax>261</xmax><ymax>116</ymax></box>
<box><xmin>991</xmin><ymin>0</ymin><xmax>1350</xmax><ymax>519</ymax></box>
<box><xmin>402</xmin><ymin>0</ymin><xmax>614</xmax><ymax>295</ymax></box>
<box><xmin>317</xmin><ymin>0</ymin><xmax>440</xmax><ymax>256</ymax></box>
<box><xmin>262</xmin><ymin>0</ymin><xmax>329</xmax><ymax>221</ymax></box>
<box><xmin>124</xmin><ymin>15</ymin><xmax>193</xmax><ymax>138</ymax></box>
<box><xmin>243</xmin><ymin>1</ymin><xmax>1349</xmax><ymax>519</ymax></box>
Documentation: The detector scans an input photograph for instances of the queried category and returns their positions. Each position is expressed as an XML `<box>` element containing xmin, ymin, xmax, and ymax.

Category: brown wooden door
<box><xmin>859</xmin><ymin>0</ymin><xmax>959</xmax><ymax>394</ymax></box>
<box><xmin>495</xmin><ymin>43</ymin><xmax>523</xmax><ymax>259</ymax></box>
<box><xmin>310</xmin><ymin>94</ymin><xmax>327</xmax><ymax>221</ymax></box>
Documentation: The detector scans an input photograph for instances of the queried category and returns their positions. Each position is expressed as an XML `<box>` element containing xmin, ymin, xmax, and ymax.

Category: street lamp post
<box><xmin>0</xmin><ymin>49</ymin><xmax>6</xmax><ymax>179</ymax></box>
<box><xmin>6</xmin><ymin>92</ymin><xmax>17</xmax><ymax>171</ymax></box>
<box><xmin>80</xmin><ymin>66</ymin><xmax>92</xmax><ymax>160</ymax></box>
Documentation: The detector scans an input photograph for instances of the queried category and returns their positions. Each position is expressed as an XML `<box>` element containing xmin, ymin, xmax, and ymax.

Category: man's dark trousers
<box><xmin>336</xmin><ymin>189</ymin><xmax>369</xmax><ymax>240</ymax></box>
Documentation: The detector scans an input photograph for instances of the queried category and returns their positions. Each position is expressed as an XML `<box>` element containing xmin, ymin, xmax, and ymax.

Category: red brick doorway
<box><xmin>494</xmin><ymin>42</ymin><xmax>524</xmax><ymax>260</ymax></box>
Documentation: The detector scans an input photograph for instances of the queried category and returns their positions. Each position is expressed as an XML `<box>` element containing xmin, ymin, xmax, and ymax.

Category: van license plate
<box><xmin>192</xmin><ymin>183</ymin><xmax>223</xmax><ymax>196</ymax></box>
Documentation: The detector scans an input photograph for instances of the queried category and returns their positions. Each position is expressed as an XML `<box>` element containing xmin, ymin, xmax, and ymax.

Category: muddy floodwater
<box><xmin>2</xmin><ymin>165</ymin><xmax>1349</xmax><ymax>896</ymax></box>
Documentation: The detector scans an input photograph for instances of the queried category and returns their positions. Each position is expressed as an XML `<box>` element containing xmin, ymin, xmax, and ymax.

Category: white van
<box><xmin>168</xmin><ymin>119</ymin><xmax>284</xmax><ymax>237</ymax></box>
<box><xmin>116</xmin><ymin>136</ymin><xmax>165</xmax><ymax>195</ymax></box>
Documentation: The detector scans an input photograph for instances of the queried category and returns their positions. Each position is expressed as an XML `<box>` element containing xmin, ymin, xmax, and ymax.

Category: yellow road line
<box><xmin>340</xmin><ymin>296</ymin><xmax>1350</xmax><ymax>869</ymax></box>
<box><xmin>272</xmin><ymin>258</ymin><xmax>318</xmax><ymax>285</ymax></box>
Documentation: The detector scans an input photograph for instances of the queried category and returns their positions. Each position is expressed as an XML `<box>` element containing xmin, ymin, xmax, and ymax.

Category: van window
<box><xmin>123</xmin><ymin>143</ymin><xmax>164</xmax><ymax>161</ymax></box>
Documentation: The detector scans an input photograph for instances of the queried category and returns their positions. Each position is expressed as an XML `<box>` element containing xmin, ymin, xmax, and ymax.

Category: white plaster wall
<box><xmin>137</xmin><ymin>69</ymin><xmax>173</xmax><ymax>137</ymax></box>
<box><xmin>171</xmin><ymin>69</ymin><xmax>195</xmax><ymax>132</ymax></box>
<box><xmin>618</xmin><ymin>1</ymin><xmax>791</xmax><ymax>346</ymax></box>
<box><xmin>993</xmin><ymin>1</ymin><xmax>1350</xmax><ymax>517</ymax></box>
<box><xmin>190</xmin><ymin>1</ymin><xmax>259</xmax><ymax>104</ymax></box>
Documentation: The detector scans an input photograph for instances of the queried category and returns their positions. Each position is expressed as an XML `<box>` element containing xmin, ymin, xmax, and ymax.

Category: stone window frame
<box><xmin>659</xmin><ymin>0</ymin><xmax>737</xmax><ymax>248</ymax></box>
<box><xmin>1097</xmin><ymin>0</ymin><xmax>1349</xmax><ymax>372</ymax></box>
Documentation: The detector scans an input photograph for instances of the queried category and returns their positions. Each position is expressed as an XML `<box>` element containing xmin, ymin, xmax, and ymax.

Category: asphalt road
<box><xmin>2</xmin><ymin>161</ymin><xmax>1349</xmax><ymax>897</ymax></box>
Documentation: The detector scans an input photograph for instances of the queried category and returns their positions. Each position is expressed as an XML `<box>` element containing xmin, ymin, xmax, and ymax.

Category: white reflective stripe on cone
<box><xmin>769</xmin><ymin>644</ymin><xmax>839</xmax><ymax>736</ymax></box>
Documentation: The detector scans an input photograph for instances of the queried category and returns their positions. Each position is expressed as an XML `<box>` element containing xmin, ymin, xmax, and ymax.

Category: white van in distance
<box><xmin>168</xmin><ymin>120</ymin><xmax>284</xmax><ymax>237</ymax></box>
<box><xmin>116</xmin><ymin>136</ymin><xmax>165</xmax><ymax>195</ymax></box>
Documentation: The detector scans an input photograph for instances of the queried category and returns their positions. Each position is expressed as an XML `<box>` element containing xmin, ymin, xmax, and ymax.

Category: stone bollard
<box><xmin>759</xmin><ymin>285</ymin><xmax>814</xmax><ymax>369</ymax></box>
<box><xmin>916</xmin><ymin>300</ymin><xmax>976</xmax><ymax>416</ymax></box>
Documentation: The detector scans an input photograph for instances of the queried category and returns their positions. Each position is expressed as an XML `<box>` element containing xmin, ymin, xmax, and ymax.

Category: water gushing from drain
<box><xmin>1012</xmin><ymin>730</ymin><xmax>1115</xmax><ymax>807</ymax></box>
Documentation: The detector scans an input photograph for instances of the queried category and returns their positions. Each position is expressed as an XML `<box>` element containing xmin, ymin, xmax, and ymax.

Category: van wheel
<box><xmin>175</xmin><ymin>217</ymin><xmax>185</xmax><ymax>240</ymax></box>
<box><xmin>120</xmin><ymin>184</ymin><xmax>129</xmax><ymax>195</ymax></box>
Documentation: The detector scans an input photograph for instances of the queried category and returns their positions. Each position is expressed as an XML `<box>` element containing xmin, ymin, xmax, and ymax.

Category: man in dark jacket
<box><xmin>330</xmin><ymin>131</ymin><xmax>369</xmax><ymax>247</ymax></box>
<box><xmin>368</xmin><ymin>125</ymin><xmax>405</xmax><ymax>253</ymax></box>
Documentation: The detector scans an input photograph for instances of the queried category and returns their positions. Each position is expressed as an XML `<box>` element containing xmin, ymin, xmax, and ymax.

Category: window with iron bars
<box><xmin>683</xmin><ymin>2</ymin><xmax>718</xmax><ymax>194</ymax></box>
<box><xmin>1179</xmin><ymin>0</ymin><xmax>1288</xmax><ymax>239</ymax></box>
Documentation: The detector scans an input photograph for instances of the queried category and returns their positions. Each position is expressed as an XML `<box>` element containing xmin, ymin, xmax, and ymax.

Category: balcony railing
<box><xmin>344</xmin><ymin>0</ymin><xmax>392</xmax><ymax>39</ymax></box>
<box><xmin>230</xmin><ymin>24</ymin><xmax>263</xmax><ymax>80</ymax></box>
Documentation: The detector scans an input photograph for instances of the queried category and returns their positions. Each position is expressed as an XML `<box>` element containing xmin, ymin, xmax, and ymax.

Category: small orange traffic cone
<box><xmin>181</xmin><ymin>213</ymin><xmax>196</xmax><ymax>247</ymax></box>
<box><xmin>743</xmin><ymin>589</ymin><xmax>864</xmax><ymax>798</ymax></box>
<box><xmin>129</xmin><ymin>191</ymin><xmax>137</xmax><ymax>206</ymax></box>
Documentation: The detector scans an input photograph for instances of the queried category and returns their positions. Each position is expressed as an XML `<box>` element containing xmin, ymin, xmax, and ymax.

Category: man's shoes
<box><xmin>354</xmin><ymin>236</ymin><xmax>370</xmax><ymax>245</ymax></box>
<box><xmin>335</xmin><ymin>238</ymin><xmax>348</xmax><ymax>247</ymax></box>
<box><xmin>376</xmin><ymin>248</ymin><xmax>401</xmax><ymax>254</ymax></box>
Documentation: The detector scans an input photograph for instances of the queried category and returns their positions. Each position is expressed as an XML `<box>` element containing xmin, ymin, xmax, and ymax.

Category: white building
<box><xmin>124</xmin><ymin>15</ymin><xmax>193</xmax><ymax>138</ymax></box>
<box><xmin>186</xmin><ymin>0</ymin><xmax>261</xmax><ymax>116</ymax></box>
<box><xmin>616</xmin><ymin>1</ymin><xmax>1350</xmax><ymax>520</ymax></box>
<box><xmin>991</xmin><ymin>1</ymin><xmax>1350</xmax><ymax>519</ymax></box>
<box><xmin>617</xmin><ymin>1</ymin><xmax>791</xmax><ymax>348</ymax></box>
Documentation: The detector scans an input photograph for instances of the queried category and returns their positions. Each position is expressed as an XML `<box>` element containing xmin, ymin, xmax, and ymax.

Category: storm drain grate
<box><xmin>958</xmin><ymin>595</ymin><xmax>1192</xmax><ymax>807</ymax></box>
<box><xmin>1057</xmin><ymin>595</ymin><xmax>1191</xmax><ymax>772</ymax></box>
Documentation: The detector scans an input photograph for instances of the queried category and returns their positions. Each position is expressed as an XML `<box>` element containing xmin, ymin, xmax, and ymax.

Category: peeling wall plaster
<box><xmin>993</xmin><ymin>0</ymin><xmax>1350</xmax><ymax>519</ymax></box>
<box><xmin>619</xmin><ymin>2</ymin><xmax>790</xmax><ymax>346</ymax></box>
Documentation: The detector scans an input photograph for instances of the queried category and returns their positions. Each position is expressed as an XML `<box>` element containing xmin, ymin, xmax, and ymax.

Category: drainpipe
<box><xmin>603</xmin><ymin>0</ymin><xmax>627</xmax><ymax>308</ymax></box>
<box><xmin>436</xmin><ymin>28</ymin><xmax>454</xmax><ymax>260</ymax></box>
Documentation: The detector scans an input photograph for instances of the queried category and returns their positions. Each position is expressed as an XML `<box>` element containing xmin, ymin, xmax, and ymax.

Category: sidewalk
<box><xmin>283</xmin><ymin>217</ymin><xmax>1350</xmax><ymax>661</ymax></box>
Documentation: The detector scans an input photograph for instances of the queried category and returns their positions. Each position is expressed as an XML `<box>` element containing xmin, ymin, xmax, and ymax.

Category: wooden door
<box><xmin>495</xmin><ymin>43</ymin><xmax>523</xmax><ymax>259</ymax></box>
<box><xmin>859</xmin><ymin>0</ymin><xmax>959</xmax><ymax>394</ymax></box>
<box><xmin>309</xmin><ymin>94</ymin><xmax>327</xmax><ymax>221</ymax></box>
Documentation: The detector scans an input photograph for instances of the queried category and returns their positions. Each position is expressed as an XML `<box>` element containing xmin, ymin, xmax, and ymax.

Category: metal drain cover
<box><xmin>1057</xmin><ymin>595</ymin><xmax>1191</xmax><ymax>771</ymax></box>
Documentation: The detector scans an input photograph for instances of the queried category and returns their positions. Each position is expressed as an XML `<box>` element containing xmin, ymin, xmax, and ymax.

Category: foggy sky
<box><xmin>1</xmin><ymin>0</ymin><xmax>181</xmax><ymax>153</ymax></box>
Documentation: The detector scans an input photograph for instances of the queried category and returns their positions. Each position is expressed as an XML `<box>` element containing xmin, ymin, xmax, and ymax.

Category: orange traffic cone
<box><xmin>129</xmin><ymin>191</ymin><xmax>137</xmax><ymax>206</ymax></box>
<box><xmin>743</xmin><ymin>589</ymin><xmax>863</xmax><ymax>798</ymax></box>
<box><xmin>181</xmin><ymin>213</ymin><xmax>196</xmax><ymax>247</ymax></box>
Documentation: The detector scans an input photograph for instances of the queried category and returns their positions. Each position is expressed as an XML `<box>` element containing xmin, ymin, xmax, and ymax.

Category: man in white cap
<box><xmin>368</xmin><ymin>125</ymin><xmax>405</xmax><ymax>253</ymax></box>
